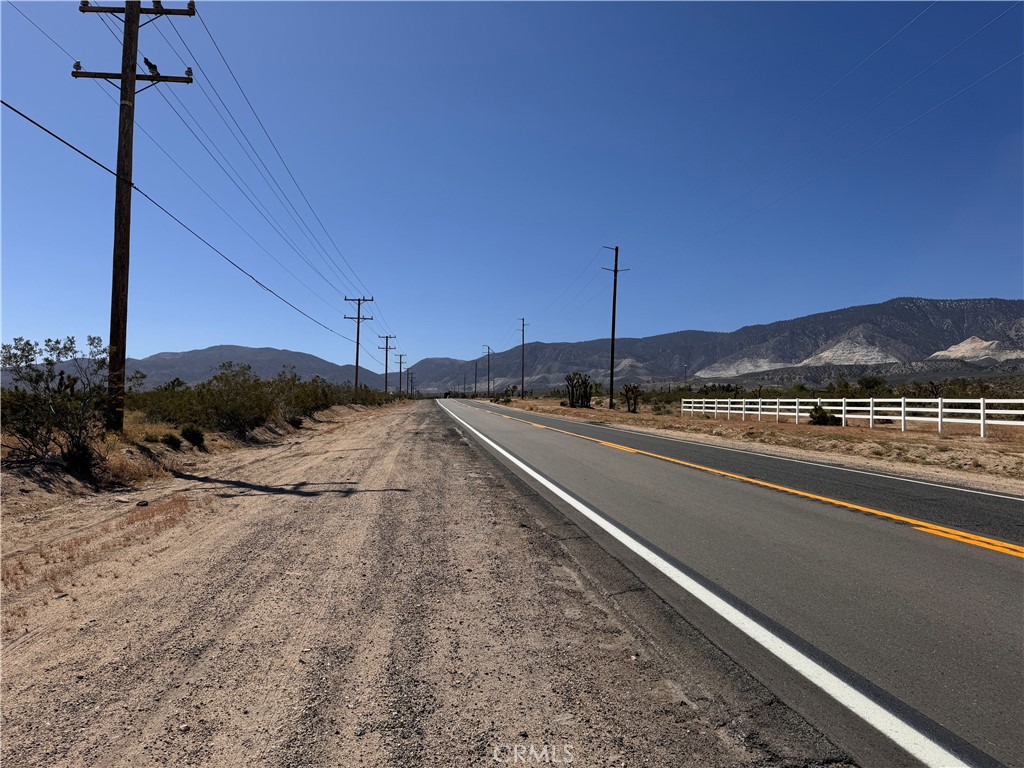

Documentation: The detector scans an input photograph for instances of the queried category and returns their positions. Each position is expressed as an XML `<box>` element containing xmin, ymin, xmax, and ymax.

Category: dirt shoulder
<box><xmin>502</xmin><ymin>397</ymin><xmax>1023</xmax><ymax>496</ymax></box>
<box><xmin>2</xmin><ymin>400</ymin><xmax>852</xmax><ymax>766</ymax></box>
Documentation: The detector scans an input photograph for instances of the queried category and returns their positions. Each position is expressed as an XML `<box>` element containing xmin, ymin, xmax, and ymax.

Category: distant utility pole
<box><xmin>407</xmin><ymin>371</ymin><xmax>416</xmax><ymax>397</ymax></box>
<box><xmin>73</xmin><ymin>0</ymin><xmax>195</xmax><ymax>431</ymax></box>
<box><xmin>378</xmin><ymin>334</ymin><xmax>395</xmax><ymax>393</ymax></box>
<box><xmin>474</xmin><ymin>359</ymin><xmax>478</xmax><ymax>397</ymax></box>
<box><xmin>463</xmin><ymin>374</ymin><xmax>467</xmax><ymax>396</ymax></box>
<box><xmin>519</xmin><ymin>317</ymin><xmax>528</xmax><ymax>398</ymax></box>
<box><xmin>602</xmin><ymin>245</ymin><xmax>628</xmax><ymax>409</ymax></box>
<box><xmin>395</xmin><ymin>353</ymin><xmax>406</xmax><ymax>395</ymax></box>
<box><xmin>345</xmin><ymin>296</ymin><xmax>373</xmax><ymax>399</ymax></box>
<box><xmin>482</xmin><ymin>345</ymin><xmax>493</xmax><ymax>398</ymax></box>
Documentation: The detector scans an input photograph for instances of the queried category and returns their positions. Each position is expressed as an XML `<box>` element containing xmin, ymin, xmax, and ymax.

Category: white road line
<box><xmin>438</xmin><ymin>399</ymin><xmax>973</xmax><ymax>768</ymax></box>
<box><xmin>470</xmin><ymin>401</ymin><xmax>1022</xmax><ymax>502</ymax></box>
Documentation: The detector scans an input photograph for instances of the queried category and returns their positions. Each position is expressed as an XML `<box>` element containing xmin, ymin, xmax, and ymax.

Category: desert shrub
<box><xmin>180</xmin><ymin>424</ymin><xmax>205</xmax><ymax>448</ymax></box>
<box><xmin>1</xmin><ymin>336</ymin><xmax>109</xmax><ymax>477</ymax></box>
<box><xmin>194</xmin><ymin>363</ymin><xmax>276</xmax><ymax>437</ymax></box>
<box><xmin>161</xmin><ymin>433</ymin><xmax>183</xmax><ymax>450</ymax></box>
<box><xmin>143</xmin><ymin>434</ymin><xmax>160</xmax><ymax>443</ymax></box>
<box><xmin>808</xmin><ymin>404</ymin><xmax>841</xmax><ymax>426</ymax></box>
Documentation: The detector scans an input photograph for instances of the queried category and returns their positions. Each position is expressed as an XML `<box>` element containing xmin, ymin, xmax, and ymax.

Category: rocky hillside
<box><xmin>409</xmin><ymin>297</ymin><xmax>1024</xmax><ymax>391</ymax></box>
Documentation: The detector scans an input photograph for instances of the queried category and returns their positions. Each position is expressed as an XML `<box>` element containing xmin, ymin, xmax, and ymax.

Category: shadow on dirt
<box><xmin>171</xmin><ymin>470</ymin><xmax>410</xmax><ymax>498</ymax></box>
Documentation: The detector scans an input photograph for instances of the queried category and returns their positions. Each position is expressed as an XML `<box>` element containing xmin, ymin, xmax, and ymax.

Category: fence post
<box><xmin>901</xmin><ymin>397</ymin><xmax>906</xmax><ymax>432</ymax></box>
<box><xmin>776</xmin><ymin>399</ymin><xmax>781</xmax><ymax>423</ymax></box>
<box><xmin>869</xmin><ymin>398</ymin><xmax>875</xmax><ymax>429</ymax></box>
<box><xmin>795</xmin><ymin>398</ymin><xmax>800</xmax><ymax>425</ymax></box>
<box><xmin>727</xmin><ymin>399</ymin><xmax>732</xmax><ymax>420</ymax></box>
<box><xmin>758</xmin><ymin>399</ymin><xmax>763</xmax><ymax>422</ymax></box>
<box><xmin>742</xmin><ymin>399</ymin><xmax>746</xmax><ymax>421</ymax></box>
<box><xmin>714</xmin><ymin>399</ymin><xmax>718</xmax><ymax>419</ymax></box>
<box><xmin>937</xmin><ymin>397</ymin><xmax>943</xmax><ymax>435</ymax></box>
<box><xmin>980</xmin><ymin>398</ymin><xmax>986</xmax><ymax>438</ymax></box>
<box><xmin>841</xmin><ymin>397</ymin><xmax>847</xmax><ymax>427</ymax></box>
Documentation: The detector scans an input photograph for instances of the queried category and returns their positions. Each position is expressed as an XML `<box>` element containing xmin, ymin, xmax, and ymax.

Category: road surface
<box><xmin>439</xmin><ymin>398</ymin><xmax>1024</xmax><ymax>768</ymax></box>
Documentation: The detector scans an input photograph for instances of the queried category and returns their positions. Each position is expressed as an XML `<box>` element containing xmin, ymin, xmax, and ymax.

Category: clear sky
<box><xmin>2</xmin><ymin>1</ymin><xmax>1022</xmax><ymax>372</ymax></box>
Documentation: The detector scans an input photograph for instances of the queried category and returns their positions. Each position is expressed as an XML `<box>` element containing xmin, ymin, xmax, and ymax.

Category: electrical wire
<box><xmin>682</xmin><ymin>50</ymin><xmax>1024</xmax><ymax>251</ymax></box>
<box><xmin>1</xmin><ymin>99</ymin><xmax>357</xmax><ymax>345</ymax></box>
<box><xmin>195</xmin><ymin>9</ymin><xmax>401</xmax><ymax>341</ymax></box>
<box><xmin>726</xmin><ymin>2</ymin><xmax>937</xmax><ymax>170</ymax></box>
<box><xmin>7</xmin><ymin>1</ymin><xmax>76</xmax><ymax>60</ymax></box>
<box><xmin>692</xmin><ymin>2</ymin><xmax>1022</xmax><ymax>234</ymax></box>
<box><xmin>165</xmin><ymin>15</ymin><xmax>362</xmax><ymax>300</ymax></box>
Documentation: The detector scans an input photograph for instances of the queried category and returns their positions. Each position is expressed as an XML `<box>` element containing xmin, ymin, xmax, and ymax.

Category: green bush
<box><xmin>161</xmin><ymin>433</ymin><xmax>183</xmax><ymax>450</ymax></box>
<box><xmin>0</xmin><ymin>336</ymin><xmax>109</xmax><ymax>477</ymax></box>
<box><xmin>808</xmin><ymin>404</ymin><xmax>841</xmax><ymax>426</ymax></box>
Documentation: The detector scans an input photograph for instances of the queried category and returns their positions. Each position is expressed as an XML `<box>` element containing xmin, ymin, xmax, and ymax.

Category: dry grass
<box><xmin>1</xmin><ymin>496</ymin><xmax>190</xmax><ymax>635</ymax></box>
<box><xmin>98</xmin><ymin>448</ymin><xmax>167</xmax><ymax>486</ymax></box>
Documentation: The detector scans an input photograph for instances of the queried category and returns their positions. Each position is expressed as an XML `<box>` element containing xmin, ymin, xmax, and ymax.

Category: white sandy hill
<box><xmin>694</xmin><ymin>358</ymin><xmax>790</xmax><ymax>378</ymax></box>
<box><xmin>927</xmin><ymin>337</ymin><xmax>1024</xmax><ymax>362</ymax></box>
<box><xmin>799</xmin><ymin>338</ymin><xmax>901</xmax><ymax>367</ymax></box>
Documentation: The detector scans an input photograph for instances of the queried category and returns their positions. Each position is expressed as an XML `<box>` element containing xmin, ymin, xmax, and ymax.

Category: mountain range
<box><xmin>7</xmin><ymin>298</ymin><xmax>1020</xmax><ymax>392</ymax></box>
<box><xmin>408</xmin><ymin>297</ymin><xmax>1024</xmax><ymax>391</ymax></box>
<box><xmin>124</xmin><ymin>346</ymin><xmax>385</xmax><ymax>390</ymax></box>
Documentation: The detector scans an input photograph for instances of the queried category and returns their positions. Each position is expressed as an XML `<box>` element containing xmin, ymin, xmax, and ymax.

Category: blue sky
<box><xmin>3</xmin><ymin>1</ymin><xmax>1022</xmax><ymax>372</ymax></box>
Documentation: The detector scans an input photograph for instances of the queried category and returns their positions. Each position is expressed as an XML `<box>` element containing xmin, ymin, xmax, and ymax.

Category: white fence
<box><xmin>679</xmin><ymin>397</ymin><xmax>1024</xmax><ymax>437</ymax></box>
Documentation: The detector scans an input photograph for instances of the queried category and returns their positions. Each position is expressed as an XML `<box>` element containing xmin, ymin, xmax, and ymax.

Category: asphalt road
<box><xmin>438</xmin><ymin>399</ymin><xmax>1024</xmax><ymax>768</ymax></box>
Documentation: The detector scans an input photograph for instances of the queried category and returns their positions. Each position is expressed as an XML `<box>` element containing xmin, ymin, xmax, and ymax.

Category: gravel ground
<box><xmin>2</xmin><ymin>401</ymin><xmax>853</xmax><ymax>766</ymax></box>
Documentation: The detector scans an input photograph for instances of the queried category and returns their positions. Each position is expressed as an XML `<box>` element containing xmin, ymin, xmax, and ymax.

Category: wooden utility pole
<box><xmin>602</xmin><ymin>245</ymin><xmax>627</xmax><ymax>409</ymax></box>
<box><xmin>482</xmin><ymin>345</ymin><xmax>493</xmax><ymax>398</ymax></box>
<box><xmin>73</xmin><ymin>0</ymin><xmax>195</xmax><ymax>431</ymax></box>
<box><xmin>345</xmin><ymin>296</ymin><xmax>373</xmax><ymax>400</ymax></box>
<box><xmin>474</xmin><ymin>359</ymin><xmax>478</xmax><ymax>397</ymax></box>
<box><xmin>395</xmin><ymin>353</ymin><xmax>406</xmax><ymax>395</ymax></box>
<box><xmin>378</xmin><ymin>334</ymin><xmax>395</xmax><ymax>393</ymax></box>
<box><xmin>519</xmin><ymin>317</ymin><xmax>528</xmax><ymax>398</ymax></box>
<box><xmin>407</xmin><ymin>371</ymin><xmax>416</xmax><ymax>397</ymax></box>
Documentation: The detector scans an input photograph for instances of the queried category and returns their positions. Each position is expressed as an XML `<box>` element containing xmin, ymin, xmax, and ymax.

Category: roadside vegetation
<box><xmin>1</xmin><ymin>336</ymin><xmax>400</xmax><ymax>484</ymax></box>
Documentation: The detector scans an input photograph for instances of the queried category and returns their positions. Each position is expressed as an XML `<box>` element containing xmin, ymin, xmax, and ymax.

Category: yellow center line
<box><xmin>479</xmin><ymin>406</ymin><xmax>1024</xmax><ymax>560</ymax></box>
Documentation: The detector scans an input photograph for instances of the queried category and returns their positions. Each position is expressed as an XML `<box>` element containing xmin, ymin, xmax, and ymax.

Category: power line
<box><xmin>6</xmin><ymin>0</ymin><xmax>332</xmax><ymax>319</ymax></box>
<box><xmin>691</xmin><ymin>2</ymin><xmax>1022</xmax><ymax>234</ymax></box>
<box><xmin>195</xmin><ymin>8</ymin><xmax>401</xmax><ymax>341</ymax></box>
<box><xmin>178</xmin><ymin>13</ymin><xmax>364</xmax><ymax>299</ymax></box>
<box><xmin>7</xmin><ymin>1</ymin><xmax>76</xmax><ymax>60</ymax></box>
<box><xmin>726</xmin><ymin>2</ymin><xmax>937</xmax><ymax>170</ymax></box>
<box><xmin>1</xmin><ymin>99</ymin><xmax>357</xmax><ymax>347</ymax></box>
<box><xmin>683</xmin><ymin>50</ymin><xmax>1024</xmax><ymax>251</ymax></box>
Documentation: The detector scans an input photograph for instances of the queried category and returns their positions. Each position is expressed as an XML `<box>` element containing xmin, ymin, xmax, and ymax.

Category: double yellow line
<box><xmin>489</xmin><ymin>409</ymin><xmax>1024</xmax><ymax>560</ymax></box>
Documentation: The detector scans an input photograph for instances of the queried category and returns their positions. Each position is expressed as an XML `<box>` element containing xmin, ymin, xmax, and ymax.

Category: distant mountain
<box><xmin>408</xmin><ymin>297</ymin><xmax>1024</xmax><ymax>392</ymax></box>
<box><xmin>125</xmin><ymin>345</ymin><xmax>384</xmax><ymax>389</ymax></box>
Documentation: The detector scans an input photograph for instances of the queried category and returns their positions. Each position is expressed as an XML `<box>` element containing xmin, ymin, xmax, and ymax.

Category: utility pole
<box><xmin>73</xmin><ymin>0</ymin><xmax>195</xmax><ymax>431</ymax></box>
<box><xmin>482</xmin><ymin>345</ymin><xmax>493</xmax><ymax>398</ymax></box>
<box><xmin>395</xmin><ymin>353</ymin><xmax>406</xmax><ymax>395</ymax></box>
<box><xmin>474</xmin><ymin>359</ymin><xmax>478</xmax><ymax>398</ymax></box>
<box><xmin>519</xmin><ymin>317</ymin><xmax>528</xmax><ymax>398</ymax></box>
<box><xmin>602</xmin><ymin>245</ymin><xmax>628</xmax><ymax>409</ymax></box>
<box><xmin>345</xmin><ymin>296</ymin><xmax>373</xmax><ymax>401</ymax></box>
<box><xmin>378</xmin><ymin>334</ymin><xmax>395</xmax><ymax>393</ymax></box>
<box><xmin>407</xmin><ymin>371</ymin><xmax>416</xmax><ymax>397</ymax></box>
